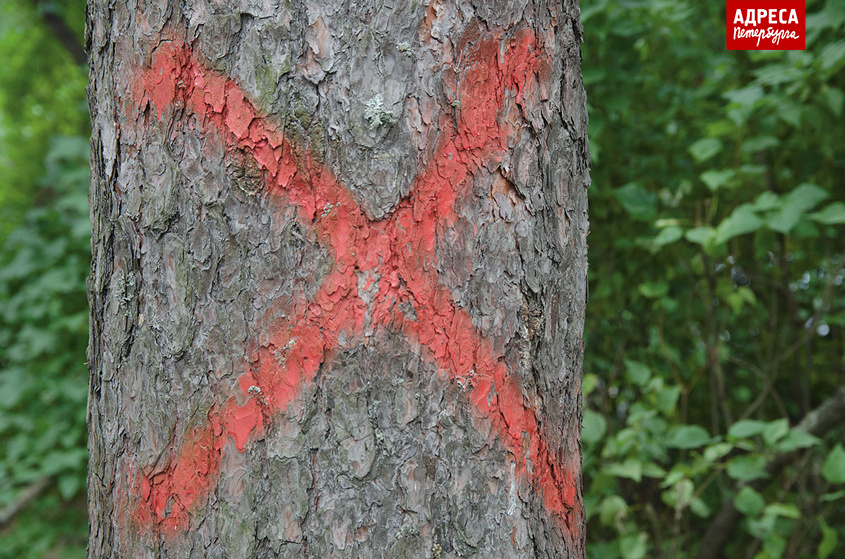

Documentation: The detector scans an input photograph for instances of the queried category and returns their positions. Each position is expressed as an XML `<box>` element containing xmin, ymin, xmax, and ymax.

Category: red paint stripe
<box><xmin>128</xmin><ymin>27</ymin><xmax>580</xmax><ymax>539</ymax></box>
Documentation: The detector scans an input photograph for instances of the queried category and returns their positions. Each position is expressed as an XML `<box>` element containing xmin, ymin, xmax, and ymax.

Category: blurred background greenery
<box><xmin>0</xmin><ymin>0</ymin><xmax>89</xmax><ymax>557</ymax></box>
<box><xmin>0</xmin><ymin>1</ymin><xmax>841</xmax><ymax>558</ymax></box>
<box><xmin>582</xmin><ymin>1</ymin><xmax>844</xmax><ymax>558</ymax></box>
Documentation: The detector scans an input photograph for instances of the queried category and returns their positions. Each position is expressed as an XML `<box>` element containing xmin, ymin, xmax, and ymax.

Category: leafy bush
<box><xmin>0</xmin><ymin>136</ymin><xmax>89</xmax><ymax>559</ymax></box>
<box><xmin>582</xmin><ymin>0</ymin><xmax>845</xmax><ymax>558</ymax></box>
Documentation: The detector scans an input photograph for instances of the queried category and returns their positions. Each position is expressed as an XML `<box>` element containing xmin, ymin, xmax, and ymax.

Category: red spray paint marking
<box><xmin>129</xmin><ymin>28</ymin><xmax>580</xmax><ymax>538</ymax></box>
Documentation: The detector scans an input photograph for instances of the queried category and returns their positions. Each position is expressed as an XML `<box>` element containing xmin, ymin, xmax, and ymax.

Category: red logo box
<box><xmin>727</xmin><ymin>1</ymin><xmax>806</xmax><ymax>50</ymax></box>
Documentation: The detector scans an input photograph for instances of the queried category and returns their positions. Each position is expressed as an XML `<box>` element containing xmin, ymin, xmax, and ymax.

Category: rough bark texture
<box><xmin>87</xmin><ymin>1</ymin><xmax>589</xmax><ymax>558</ymax></box>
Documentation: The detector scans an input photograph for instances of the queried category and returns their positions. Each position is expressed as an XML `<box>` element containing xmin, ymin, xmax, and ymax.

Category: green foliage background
<box><xmin>582</xmin><ymin>1</ymin><xmax>844</xmax><ymax>557</ymax></box>
<box><xmin>0</xmin><ymin>0</ymin><xmax>89</xmax><ymax>556</ymax></box>
<box><xmin>0</xmin><ymin>1</ymin><xmax>842</xmax><ymax>558</ymax></box>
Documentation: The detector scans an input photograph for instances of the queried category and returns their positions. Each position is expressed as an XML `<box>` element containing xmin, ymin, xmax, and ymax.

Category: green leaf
<box><xmin>728</xmin><ymin>419</ymin><xmax>767</xmax><ymax>439</ymax></box>
<box><xmin>819</xmin><ymin>519</ymin><xmax>838</xmax><ymax>559</ymax></box>
<box><xmin>767</xmin><ymin>184</ymin><xmax>830</xmax><ymax>233</ymax></box>
<box><xmin>826</xmin><ymin>0</ymin><xmax>845</xmax><ymax>28</ymax></box>
<box><xmin>741</xmin><ymin>136</ymin><xmax>779</xmax><ymax>153</ymax></box>
<box><xmin>753</xmin><ymin>64</ymin><xmax>804</xmax><ymax>86</ymax></box>
<box><xmin>727</xmin><ymin>455</ymin><xmax>768</xmax><ymax>482</ymax></box>
<box><xmin>0</xmin><ymin>367</ymin><xmax>27</xmax><ymax>409</ymax></box>
<box><xmin>583</xmin><ymin>373</ymin><xmax>599</xmax><ymax>396</ymax></box>
<box><xmin>822</xmin><ymin>443</ymin><xmax>845</xmax><ymax>484</ymax></box>
<box><xmin>776</xmin><ymin>430</ymin><xmax>822</xmax><ymax>452</ymax></box>
<box><xmin>716</xmin><ymin>204</ymin><xmax>764</xmax><ymax>244</ymax></box>
<box><xmin>777</xmin><ymin>99</ymin><xmax>803</xmax><ymax>127</ymax></box>
<box><xmin>662</xmin><ymin>478</ymin><xmax>694</xmax><ymax>508</ymax></box>
<box><xmin>578</xmin><ymin>0</ymin><xmax>608</xmax><ymax>23</ymax></box>
<box><xmin>747</xmin><ymin>513</ymin><xmax>776</xmax><ymax>539</ymax></box>
<box><xmin>605</xmin><ymin>459</ymin><xmax>643</xmax><ymax>482</ymax></box>
<box><xmin>662</xmin><ymin>469</ymin><xmax>685</xmax><ymax>489</ymax></box>
<box><xmin>752</xmin><ymin>191</ymin><xmax>781</xmax><ymax>211</ymax></box>
<box><xmin>703</xmin><ymin>442</ymin><xmax>734</xmax><ymax>463</ymax></box>
<box><xmin>739</xmin><ymin>163</ymin><xmax>766</xmax><ymax>175</ymax></box>
<box><xmin>657</xmin><ymin>294</ymin><xmax>679</xmax><ymax>312</ymax></box>
<box><xmin>665</xmin><ymin>425</ymin><xmax>711</xmax><ymax>449</ymax></box>
<box><xmin>807</xmin><ymin>11</ymin><xmax>832</xmax><ymax>34</ymax></box>
<box><xmin>725</xmin><ymin>286</ymin><xmax>757</xmax><ymax>314</ymax></box>
<box><xmin>783</xmin><ymin>183</ymin><xmax>830</xmax><ymax>211</ymax></box>
<box><xmin>638</xmin><ymin>281</ymin><xmax>668</xmax><ymax>299</ymax></box>
<box><xmin>820</xmin><ymin>40</ymin><xmax>845</xmax><ymax>71</ymax></box>
<box><xmin>582</xmin><ymin>408</ymin><xmax>607</xmax><ymax>445</ymax></box>
<box><xmin>821</xmin><ymin>86</ymin><xmax>845</xmax><ymax>116</ymax></box>
<box><xmin>700</xmin><ymin>169</ymin><xmax>735</xmax><ymax>191</ymax></box>
<box><xmin>58</xmin><ymin>474</ymin><xmax>80</xmax><ymax>500</ymax></box>
<box><xmin>765</xmin><ymin>503</ymin><xmax>800</xmax><ymax>519</ymax></box>
<box><xmin>642</xmin><ymin>462</ymin><xmax>667</xmax><ymax>479</ymax></box>
<box><xmin>656</xmin><ymin>386</ymin><xmax>681</xmax><ymax>416</ymax></box>
<box><xmin>762</xmin><ymin>419</ymin><xmax>789</xmax><ymax>447</ymax></box>
<box><xmin>599</xmin><ymin>495</ymin><xmax>628</xmax><ymax>527</ymax></box>
<box><xmin>767</xmin><ymin>205</ymin><xmax>805</xmax><ymax>234</ymax></box>
<box><xmin>724</xmin><ymin>86</ymin><xmax>765</xmax><ymax>123</ymax></box>
<box><xmin>820</xmin><ymin>490</ymin><xmax>845</xmax><ymax>503</ymax></box>
<box><xmin>685</xmin><ymin>226</ymin><xmax>715</xmax><ymax>247</ymax></box>
<box><xmin>724</xmin><ymin>86</ymin><xmax>764</xmax><ymax>107</ymax></box>
<box><xmin>41</xmin><ymin>448</ymin><xmax>87</xmax><ymax>476</ymax></box>
<box><xmin>689</xmin><ymin>138</ymin><xmax>723</xmax><ymax>163</ymax></box>
<box><xmin>614</xmin><ymin>183</ymin><xmax>657</xmax><ymax>220</ymax></box>
<box><xmin>624</xmin><ymin>359</ymin><xmax>651</xmax><ymax>387</ymax></box>
<box><xmin>651</xmin><ymin>226</ymin><xmax>683</xmax><ymax>248</ymax></box>
<box><xmin>734</xmin><ymin>486</ymin><xmax>766</xmax><ymax>516</ymax></box>
<box><xmin>690</xmin><ymin>497</ymin><xmax>711</xmax><ymax>518</ymax></box>
<box><xmin>619</xmin><ymin>533</ymin><xmax>647</xmax><ymax>559</ymax></box>
<box><xmin>763</xmin><ymin>534</ymin><xmax>787</xmax><ymax>558</ymax></box>
<box><xmin>810</xmin><ymin>202</ymin><xmax>845</xmax><ymax>224</ymax></box>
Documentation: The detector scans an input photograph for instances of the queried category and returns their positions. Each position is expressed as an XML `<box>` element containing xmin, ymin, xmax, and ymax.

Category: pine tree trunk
<box><xmin>87</xmin><ymin>1</ymin><xmax>589</xmax><ymax>557</ymax></box>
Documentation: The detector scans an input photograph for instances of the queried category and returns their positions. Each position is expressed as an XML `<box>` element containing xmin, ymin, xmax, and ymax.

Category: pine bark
<box><xmin>87</xmin><ymin>1</ymin><xmax>589</xmax><ymax>557</ymax></box>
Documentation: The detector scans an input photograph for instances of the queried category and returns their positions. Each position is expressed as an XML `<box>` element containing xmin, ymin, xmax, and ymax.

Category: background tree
<box><xmin>87</xmin><ymin>1</ymin><xmax>588</xmax><ymax>557</ymax></box>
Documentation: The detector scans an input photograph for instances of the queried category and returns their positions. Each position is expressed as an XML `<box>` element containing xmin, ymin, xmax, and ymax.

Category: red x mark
<box><xmin>128</xmin><ymin>25</ymin><xmax>580</xmax><ymax>540</ymax></box>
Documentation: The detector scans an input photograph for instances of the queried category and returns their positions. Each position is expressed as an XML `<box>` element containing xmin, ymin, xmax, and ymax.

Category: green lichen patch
<box><xmin>364</xmin><ymin>94</ymin><xmax>397</xmax><ymax>129</ymax></box>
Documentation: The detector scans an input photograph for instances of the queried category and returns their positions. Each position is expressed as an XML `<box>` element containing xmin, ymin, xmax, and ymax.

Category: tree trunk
<box><xmin>87</xmin><ymin>1</ymin><xmax>589</xmax><ymax>557</ymax></box>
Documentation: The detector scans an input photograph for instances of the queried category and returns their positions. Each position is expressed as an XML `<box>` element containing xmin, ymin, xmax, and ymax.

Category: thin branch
<box><xmin>729</xmin><ymin>355</ymin><xmax>788</xmax><ymax>421</ymax></box>
<box><xmin>32</xmin><ymin>0</ymin><xmax>87</xmax><ymax>66</ymax></box>
<box><xmin>695</xmin><ymin>386</ymin><xmax>845</xmax><ymax>559</ymax></box>
<box><xmin>0</xmin><ymin>476</ymin><xmax>52</xmax><ymax>529</ymax></box>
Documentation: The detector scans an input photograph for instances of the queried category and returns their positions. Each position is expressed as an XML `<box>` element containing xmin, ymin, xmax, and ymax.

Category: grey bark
<box><xmin>87</xmin><ymin>1</ymin><xmax>590</xmax><ymax>558</ymax></box>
